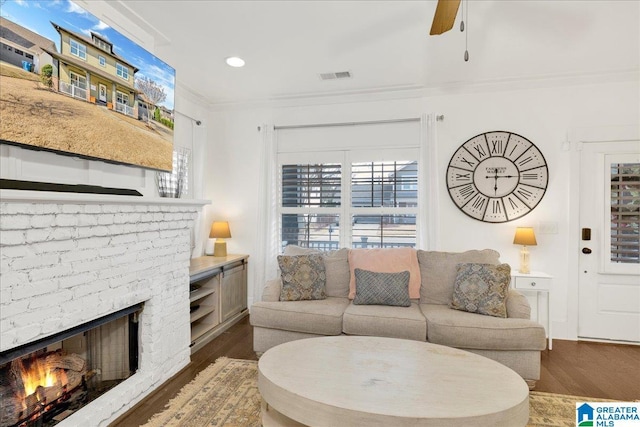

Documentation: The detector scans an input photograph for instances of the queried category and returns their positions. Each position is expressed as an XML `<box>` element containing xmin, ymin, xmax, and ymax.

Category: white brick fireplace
<box><xmin>0</xmin><ymin>190</ymin><xmax>208</xmax><ymax>426</ymax></box>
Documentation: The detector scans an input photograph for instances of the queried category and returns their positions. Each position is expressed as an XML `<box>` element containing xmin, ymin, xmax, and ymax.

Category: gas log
<box><xmin>0</xmin><ymin>352</ymin><xmax>86</xmax><ymax>427</ymax></box>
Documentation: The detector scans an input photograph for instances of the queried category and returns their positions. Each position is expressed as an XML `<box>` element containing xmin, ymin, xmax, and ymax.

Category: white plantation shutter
<box><xmin>610</xmin><ymin>162</ymin><xmax>640</xmax><ymax>264</ymax></box>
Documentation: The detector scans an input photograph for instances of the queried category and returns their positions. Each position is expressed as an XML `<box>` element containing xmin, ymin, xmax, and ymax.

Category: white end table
<box><xmin>511</xmin><ymin>270</ymin><xmax>552</xmax><ymax>350</ymax></box>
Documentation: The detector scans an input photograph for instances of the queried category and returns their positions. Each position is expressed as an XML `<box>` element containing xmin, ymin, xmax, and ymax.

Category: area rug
<box><xmin>141</xmin><ymin>357</ymin><xmax>614</xmax><ymax>427</ymax></box>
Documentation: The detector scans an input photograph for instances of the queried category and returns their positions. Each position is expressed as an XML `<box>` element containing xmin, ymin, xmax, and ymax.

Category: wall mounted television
<box><xmin>0</xmin><ymin>0</ymin><xmax>175</xmax><ymax>172</ymax></box>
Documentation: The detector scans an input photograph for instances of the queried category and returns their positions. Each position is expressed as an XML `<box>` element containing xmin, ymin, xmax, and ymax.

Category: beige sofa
<box><xmin>250</xmin><ymin>247</ymin><xmax>547</xmax><ymax>387</ymax></box>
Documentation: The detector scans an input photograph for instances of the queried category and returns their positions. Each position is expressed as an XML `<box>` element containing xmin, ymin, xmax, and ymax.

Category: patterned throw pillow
<box><xmin>450</xmin><ymin>263</ymin><xmax>511</xmax><ymax>318</ymax></box>
<box><xmin>278</xmin><ymin>254</ymin><xmax>327</xmax><ymax>301</ymax></box>
<box><xmin>353</xmin><ymin>268</ymin><xmax>411</xmax><ymax>307</ymax></box>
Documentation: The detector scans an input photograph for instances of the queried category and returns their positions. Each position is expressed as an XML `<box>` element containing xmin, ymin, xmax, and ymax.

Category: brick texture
<box><xmin>0</xmin><ymin>201</ymin><xmax>201</xmax><ymax>426</ymax></box>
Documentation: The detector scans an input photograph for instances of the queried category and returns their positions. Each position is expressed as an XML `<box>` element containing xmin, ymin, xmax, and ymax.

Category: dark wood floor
<box><xmin>112</xmin><ymin>316</ymin><xmax>640</xmax><ymax>426</ymax></box>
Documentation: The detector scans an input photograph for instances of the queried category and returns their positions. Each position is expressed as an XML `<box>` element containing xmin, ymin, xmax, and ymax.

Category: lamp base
<box><xmin>213</xmin><ymin>241</ymin><xmax>227</xmax><ymax>257</ymax></box>
<box><xmin>519</xmin><ymin>246</ymin><xmax>530</xmax><ymax>274</ymax></box>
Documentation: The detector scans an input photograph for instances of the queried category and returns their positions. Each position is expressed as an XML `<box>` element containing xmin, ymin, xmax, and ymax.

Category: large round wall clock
<box><xmin>446</xmin><ymin>131</ymin><xmax>548</xmax><ymax>223</ymax></box>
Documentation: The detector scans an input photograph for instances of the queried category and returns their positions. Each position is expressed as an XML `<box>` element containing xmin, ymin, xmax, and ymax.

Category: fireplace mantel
<box><xmin>0</xmin><ymin>189</ymin><xmax>210</xmax><ymax>207</ymax></box>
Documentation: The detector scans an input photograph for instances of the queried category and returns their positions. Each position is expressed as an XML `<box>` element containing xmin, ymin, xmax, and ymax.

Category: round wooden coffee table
<box><xmin>258</xmin><ymin>336</ymin><xmax>529</xmax><ymax>427</ymax></box>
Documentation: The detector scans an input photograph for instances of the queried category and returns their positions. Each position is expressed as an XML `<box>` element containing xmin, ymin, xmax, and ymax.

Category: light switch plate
<box><xmin>538</xmin><ymin>221</ymin><xmax>558</xmax><ymax>234</ymax></box>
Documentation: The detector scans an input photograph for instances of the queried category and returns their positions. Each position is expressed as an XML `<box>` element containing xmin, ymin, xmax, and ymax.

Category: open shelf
<box><xmin>190</xmin><ymin>304</ymin><xmax>215</xmax><ymax>323</ymax></box>
<box><xmin>190</xmin><ymin>287</ymin><xmax>215</xmax><ymax>303</ymax></box>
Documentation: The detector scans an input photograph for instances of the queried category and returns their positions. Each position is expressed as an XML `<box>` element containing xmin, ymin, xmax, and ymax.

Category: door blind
<box><xmin>610</xmin><ymin>163</ymin><xmax>640</xmax><ymax>264</ymax></box>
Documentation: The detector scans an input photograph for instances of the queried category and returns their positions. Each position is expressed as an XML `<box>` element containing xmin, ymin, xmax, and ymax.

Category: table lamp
<box><xmin>513</xmin><ymin>227</ymin><xmax>537</xmax><ymax>274</ymax></box>
<box><xmin>210</xmin><ymin>221</ymin><xmax>231</xmax><ymax>257</ymax></box>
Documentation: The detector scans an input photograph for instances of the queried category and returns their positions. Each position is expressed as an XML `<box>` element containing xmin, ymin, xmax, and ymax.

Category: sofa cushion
<box><xmin>284</xmin><ymin>245</ymin><xmax>350</xmax><ymax>298</ymax></box>
<box><xmin>417</xmin><ymin>249</ymin><xmax>500</xmax><ymax>305</ymax></box>
<box><xmin>343</xmin><ymin>302</ymin><xmax>427</xmax><ymax>341</ymax></box>
<box><xmin>250</xmin><ymin>298</ymin><xmax>350</xmax><ymax>336</ymax></box>
<box><xmin>278</xmin><ymin>254</ymin><xmax>327</xmax><ymax>301</ymax></box>
<box><xmin>420</xmin><ymin>303</ymin><xmax>546</xmax><ymax>351</ymax></box>
<box><xmin>450</xmin><ymin>263</ymin><xmax>511</xmax><ymax>318</ymax></box>
<box><xmin>348</xmin><ymin>248</ymin><xmax>421</xmax><ymax>299</ymax></box>
<box><xmin>353</xmin><ymin>269</ymin><xmax>411</xmax><ymax>307</ymax></box>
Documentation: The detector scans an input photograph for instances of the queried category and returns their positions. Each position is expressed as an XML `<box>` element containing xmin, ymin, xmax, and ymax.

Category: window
<box><xmin>610</xmin><ymin>162</ymin><xmax>639</xmax><ymax>264</ymax></box>
<box><xmin>278</xmin><ymin>154</ymin><xmax>418</xmax><ymax>251</ymax></box>
<box><xmin>25</xmin><ymin>53</ymin><xmax>34</xmax><ymax>60</ymax></box>
<box><xmin>93</xmin><ymin>37</ymin><xmax>111</xmax><ymax>53</ymax></box>
<box><xmin>70</xmin><ymin>39</ymin><xmax>86</xmax><ymax>60</ymax></box>
<box><xmin>351</xmin><ymin>161</ymin><xmax>418</xmax><ymax>248</ymax></box>
<box><xmin>14</xmin><ymin>49</ymin><xmax>23</xmax><ymax>56</ymax></box>
<box><xmin>69</xmin><ymin>71</ymin><xmax>87</xmax><ymax>89</ymax></box>
<box><xmin>116</xmin><ymin>91</ymin><xmax>129</xmax><ymax>105</ymax></box>
<box><xmin>116</xmin><ymin>63</ymin><xmax>129</xmax><ymax>80</ymax></box>
<box><xmin>99</xmin><ymin>55</ymin><xmax>106</xmax><ymax>67</ymax></box>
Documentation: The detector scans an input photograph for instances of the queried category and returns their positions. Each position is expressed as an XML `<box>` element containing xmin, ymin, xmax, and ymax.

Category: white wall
<box><xmin>205</xmin><ymin>78</ymin><xmax>639</xmax><ymax>341</ymax></box>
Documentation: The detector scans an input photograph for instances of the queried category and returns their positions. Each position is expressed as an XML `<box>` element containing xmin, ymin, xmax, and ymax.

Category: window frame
<box><xmin>99</xmin><ymin>55</ymin><xmax>106</xmax><ymax>67</ymax></box>
<box><xmin>69</xmin><ymin>71</ymin><xmax>87</xmax><ymax>89</ymax></box>
<box><xmin>277</xmin><ymin>148</ymin><xmax>419</xmax><ymax>251</ymax></box>
<box><xmin>70</xmin><ymin>39</ymin><xmax>86</xmax><ymax>60</ymax></box>
<box><xmin>116</xmin><ymin>62</ymin><xmax>129</xmax><ymax>80</ymax></box>
<box><xmin>116</xmin><ymin>91</ymin><xmax>129</xmax><ymax>106</ymax></box>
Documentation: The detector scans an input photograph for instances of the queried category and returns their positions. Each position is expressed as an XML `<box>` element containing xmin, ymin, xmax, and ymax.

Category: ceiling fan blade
<box><xmin>430</xmin><ymin>0</ymin><xmax>461</xmax><ymax>35</ymax></box>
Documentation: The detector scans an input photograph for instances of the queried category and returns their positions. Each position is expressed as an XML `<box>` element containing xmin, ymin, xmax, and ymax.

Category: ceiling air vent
<box><xmin>319</xmin><ymin>71</ymin><xmax>352</xmax><ymax>80</ymax></box>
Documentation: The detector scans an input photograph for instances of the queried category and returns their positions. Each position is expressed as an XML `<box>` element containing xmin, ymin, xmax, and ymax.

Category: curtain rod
<box><xmin>175</xmin><ymin>110</ymin><xmax>202</xmax><ymax>126</ymax></box>
<box><xmin>274</xmin><ymin>117</ymin><xmax>422</xmax><ymax>131</ymax></box>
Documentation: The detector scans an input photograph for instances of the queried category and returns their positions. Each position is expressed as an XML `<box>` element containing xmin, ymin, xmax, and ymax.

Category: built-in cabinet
<box><xmin>189</xmin><ymin>254</ymin><xmax>248</xmax><ymax>353</ymax></box>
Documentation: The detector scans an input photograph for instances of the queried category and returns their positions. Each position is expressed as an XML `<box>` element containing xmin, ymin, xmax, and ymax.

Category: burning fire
<box><xmin>17</xmin><ymin>357</ymin><xmax>68</xmax><ymax>409</ymax></box>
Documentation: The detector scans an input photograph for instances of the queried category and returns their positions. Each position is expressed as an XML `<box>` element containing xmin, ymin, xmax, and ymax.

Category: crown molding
<box><xmin>207</xmin><ymin>68</ymin><xmax>639</xmax><ymax>112</ymax></box>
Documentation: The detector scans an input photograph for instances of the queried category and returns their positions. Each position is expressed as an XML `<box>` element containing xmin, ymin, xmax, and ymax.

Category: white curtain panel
<box><xmin>252</xmin><ymin>124</ymin><xmax>279</xmax><ymax>304</ymax></box>
<box><xmin>418</xmin><ymin>113</ymin><xmax>440</xmax><ymax>250</ymax></box>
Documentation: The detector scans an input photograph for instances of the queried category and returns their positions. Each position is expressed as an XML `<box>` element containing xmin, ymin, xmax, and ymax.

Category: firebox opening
<box><xmin>0</xmin><ymin>304</ymin><xmax>142</xmax><ymax>427</ymax></box>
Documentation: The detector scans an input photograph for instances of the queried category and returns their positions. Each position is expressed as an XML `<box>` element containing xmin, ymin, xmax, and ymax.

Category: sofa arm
<box><xmin>506</xmin><ymin>289</ymin><xmax>531</xmax><ymax>319</ymax></box>
<box><xmin>261</xmin><ymin>278</ymin><xmax>282</xmax><ymax>302</ymax></box>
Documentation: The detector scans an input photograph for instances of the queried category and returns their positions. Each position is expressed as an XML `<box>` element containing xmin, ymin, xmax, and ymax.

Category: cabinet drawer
<box><xmin>513</xmin><ymin>276</ymin><xmax>551</xmax><ymax>290</ymax></box>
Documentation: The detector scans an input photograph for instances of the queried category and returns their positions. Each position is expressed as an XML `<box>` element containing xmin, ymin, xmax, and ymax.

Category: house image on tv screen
<box><xmin>0</xmin><ymin>17</ymin><xmax>56</xmax><ymax>75</ymax></box>
<box><xmin>41</xmin><ymin>22</ymin><xmax>140</xmax><ymax>118</ymax></box>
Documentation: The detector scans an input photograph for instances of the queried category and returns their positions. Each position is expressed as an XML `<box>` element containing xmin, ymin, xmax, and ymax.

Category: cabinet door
<box><xmin>220</xmin><ymin>262</ymin><xmax>247</xmax><ymax>322</ymax></box>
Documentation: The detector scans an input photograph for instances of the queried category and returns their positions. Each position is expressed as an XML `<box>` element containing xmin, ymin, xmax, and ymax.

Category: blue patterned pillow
<box><xmin>449</xmin><ymin>263</ymin><xmax>511</xmax><ymax>318</ymax></box>
<box><xmin>353</xmin><ymin>268</ymin><xmax>411</xmax><ymax>307</ymax></box>
<box><xmin>278</xmin><ymin>254</ymin><xmax>327</xmax><ymax>301</ymax></box>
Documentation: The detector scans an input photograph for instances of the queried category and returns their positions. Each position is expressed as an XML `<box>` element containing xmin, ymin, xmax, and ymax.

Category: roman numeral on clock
<box><xmin>522</xmin><ymin>173</ymin><xmax>538</xmax><ymax>180</ymax></box>
<box><xmin>517</xmin><ymin>187</ymin><xmax>533</xmax><ymax>200</ymax></box>
<box><xmin>473</xmin><ymin>145</ymin><xmax>487</xmax><ymax>159</ymax></box>
<box><xmin>518</xmin><ymin>156</ymin><xmax>533</xmax><ymax>167</ymax></box>
<box><xmin>460</xmin><ymin>157</ymin><xmax>475</xmax><ymax>168</ymax></box>
<box><xmin>492</xmin><ymin>199</ymin><xmax>502</xmax><ymax>214</ymax></box>
<box><xmin>459</xmin><ymin>184</ymin><xmax>475</xmax><ymax>199</ymax></box>
<box><xmin>472</xmin><ymin>195</ymin><xmax>486</xmax><ymax>210</ymax></box>
<box><xmin>491</xmin><ymin>140</ymin><xmax>503</xmax><ymax>154</ymax></box>
<box><xmin>456</xmin><ymin>173</ymin><xmax>471</xmax><ymax>181</ymax></box>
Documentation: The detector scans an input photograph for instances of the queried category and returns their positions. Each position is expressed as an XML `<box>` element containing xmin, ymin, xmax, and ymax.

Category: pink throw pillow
<box><xmin>348</xmin><ymin>248</ymin><xmax>421</xmax><ymax>299</ymax></box>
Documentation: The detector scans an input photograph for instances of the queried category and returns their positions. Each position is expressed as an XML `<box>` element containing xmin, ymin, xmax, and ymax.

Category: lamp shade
<box><xmin>210</xmin><ymin>221</ymin><xmax>231</xmax><ymax>239</ymax></box>
<box><xmin>513</xmin><ymin>227</ymin><xmax>537</xmax><ymax>246</ymax></box>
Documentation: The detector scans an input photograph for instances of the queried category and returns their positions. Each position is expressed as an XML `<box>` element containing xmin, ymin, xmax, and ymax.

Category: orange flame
<box><xmin>19</xmin><ymin>357</ymin><xmax>68</xmax><ymax>400</ymax></box>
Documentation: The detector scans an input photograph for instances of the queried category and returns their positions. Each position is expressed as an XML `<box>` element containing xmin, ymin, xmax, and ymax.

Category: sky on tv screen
<box><xmin>1</xmin><ymin>0</ymin><xmax>175</xmax><ymax>110</ymax></box>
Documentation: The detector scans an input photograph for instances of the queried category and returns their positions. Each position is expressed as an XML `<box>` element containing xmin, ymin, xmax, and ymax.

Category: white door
<box><xmin>578</xmin><ymin>141</ymin><xmax>640</xmax><ymax>342</ymax></box>
<box><xmin>99</xmin><ymin>84</ymin><xmax>107</xmax><ymax>103</ymax></box>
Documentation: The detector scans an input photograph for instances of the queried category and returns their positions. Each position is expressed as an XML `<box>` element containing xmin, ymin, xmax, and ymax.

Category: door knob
<box><xmin>582</xmin><ymin>247</ymin><xmax>592</xmax><ymax>254</ymax></box>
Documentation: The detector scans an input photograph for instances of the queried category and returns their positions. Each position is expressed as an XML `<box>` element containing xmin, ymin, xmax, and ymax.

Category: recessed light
<box><xmin>225</xmin><ymin>57</ymin><xmax>245</xmax><ymax>68</ymax></box>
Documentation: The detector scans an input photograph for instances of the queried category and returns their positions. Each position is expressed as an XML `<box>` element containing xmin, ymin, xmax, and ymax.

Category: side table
<box><xmin>511</xmin><ymin>271</ymin><xmax>552</xmax><ymax>350</ymax></box>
